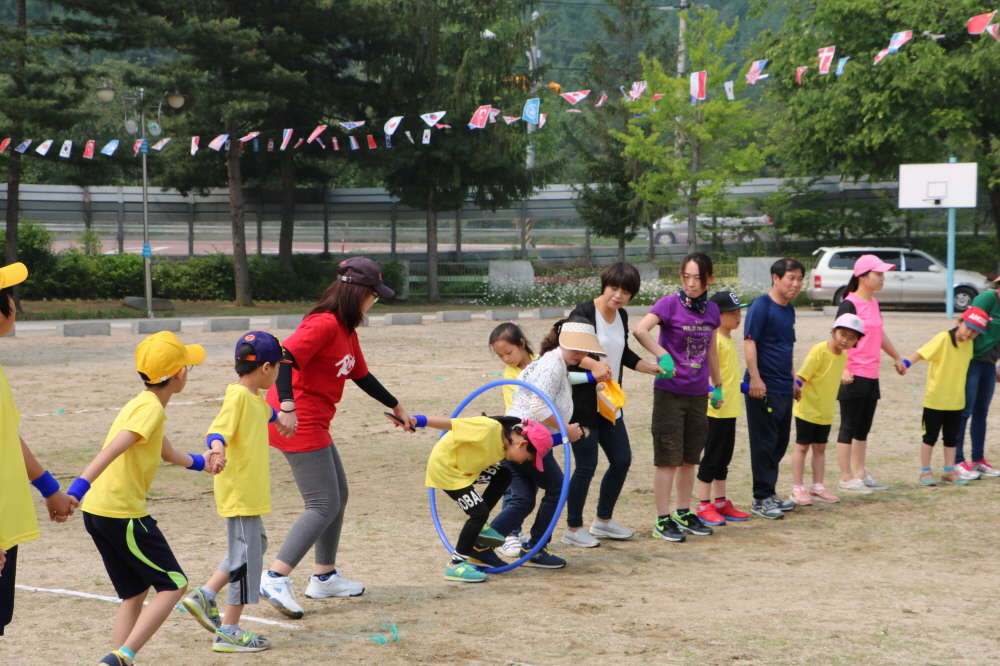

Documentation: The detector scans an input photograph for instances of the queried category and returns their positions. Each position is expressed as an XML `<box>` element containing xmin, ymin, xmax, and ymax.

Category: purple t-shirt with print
<box><xmin>650</xmin><ymin>293</ymin><xmax>721</xmax><ymax>396</ymax></box>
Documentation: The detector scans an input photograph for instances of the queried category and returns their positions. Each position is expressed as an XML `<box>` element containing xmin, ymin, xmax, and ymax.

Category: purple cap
<box><xmin>338</xmin><ymin>257</ymin><xmax>394</xmax><ymax>298</ymax></box>
<box><xmin>235</xmin><ymin>331</ymin><xmax>284</xmax><ymax>364</ymax></box>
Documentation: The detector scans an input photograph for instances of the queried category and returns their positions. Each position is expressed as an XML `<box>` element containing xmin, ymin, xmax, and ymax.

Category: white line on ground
<box><xmin>15</xmin><ymin>584</ymin><xmax>298</xmax><ymax>629</ymax></box>
<box><xmin>21</xmin><ymin>397</ymin><xmax>224</xmax><ymax>419</ymax></box>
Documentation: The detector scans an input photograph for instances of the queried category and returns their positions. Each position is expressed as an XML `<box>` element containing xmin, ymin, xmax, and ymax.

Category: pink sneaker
<box><xmin>809</xmin><ymin>486</ymin><xmax>840</xmax><ymax>503</ymax></box>
<box><xmin>789</xmin><ymin>487</ymin><xmax>813</xmax><ymax>506</ymax></box>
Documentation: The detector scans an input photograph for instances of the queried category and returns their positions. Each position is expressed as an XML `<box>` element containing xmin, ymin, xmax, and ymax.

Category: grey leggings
<box><xmin>274</xmin><ymin>444</ymin><xmax>348</xmax><ymax>569</ymax></box>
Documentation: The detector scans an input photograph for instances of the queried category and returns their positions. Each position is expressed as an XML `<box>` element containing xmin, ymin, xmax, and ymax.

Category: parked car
<box><xmin>807</xmin><ymin>246</ymin><xmax>992</xmax><ymax>311</ymax></box>
<box><xmin>647</xmin><ymin>214</ymin><xmax>770</xmax><ymax>245</ymax></box>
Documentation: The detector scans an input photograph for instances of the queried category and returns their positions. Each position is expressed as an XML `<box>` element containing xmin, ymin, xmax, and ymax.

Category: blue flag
<box><xmin>522</xmin><ymin>98</ymin><xmax>540</xmax><ymax>125</ymax></box>
<box><xmin>835</xmin><ymin>57</ymin><xmax>849</xmax><ymax>76</ymax></box>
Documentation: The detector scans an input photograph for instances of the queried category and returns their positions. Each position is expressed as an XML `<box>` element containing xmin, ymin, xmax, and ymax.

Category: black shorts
<box><xmin>837</xmin><ymin>375</ymin><xmax>881</xmax><ymax>401</ymax></box>
<box><xmin>795</xmin><ymin>417</ymin><xmax>832</xmax><ymax>445</ymax></box>
<box><xmin>0</xmin><ymin>544</ymin><xmax>17</xmax><ymax>636</ymax></box>
<box><xmin>837</xmin><ymin>376</ymin><xmax>881</xmax><ymax>443</ymax></box>
<box><xmin>83</xmin><ymin>513</ymin><xmax>187</xmax><ymax>600</ymax></box>
<box><xmin>922</xmin><ymin>408</ymin><xmax>962</xmax><ymax>447</ymax></box>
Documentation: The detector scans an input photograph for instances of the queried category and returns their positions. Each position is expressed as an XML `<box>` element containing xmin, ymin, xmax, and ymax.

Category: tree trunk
<box><xmin>5</xmin><ymin>0</ymin><xmax>26</xmax><ymax>311</ymax></box>
<box><xmin>278</xmin><ymin>151</ymin><xmax>295</xmax><ymax>268</ymax></box>
<box><xmin>618</xmin><ymin>232</ymin><xmax>626</xmax><ymax>263</ymax></box>
<box><xmin>426</xmin><ymin>189</ymin><xmax>439</xmax><ymax>301</ymax></box>
<box><xmin>226</xmin><ymin>121</ymin><xmax>253</xmax><ymax>306</ymax></box>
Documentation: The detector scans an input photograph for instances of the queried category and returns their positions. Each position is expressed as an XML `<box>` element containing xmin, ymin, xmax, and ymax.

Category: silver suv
<box><xmin>807</xmin><ymin>246</ymin><xmax>992</xmax><ymax>311</ymax></box>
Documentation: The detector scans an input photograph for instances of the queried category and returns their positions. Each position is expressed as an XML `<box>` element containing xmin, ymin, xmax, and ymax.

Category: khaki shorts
<box><xmin>652</xmin><ymin>389</ymin><xmax>708</xmax><ymax>466</ymax></box>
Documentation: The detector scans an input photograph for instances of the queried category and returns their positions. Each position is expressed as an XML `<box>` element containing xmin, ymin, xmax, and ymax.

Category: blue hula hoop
<box><xmin>428</xmin><ymin>378</ymin><xmax>572</xmax><ymax>574</ymax></box>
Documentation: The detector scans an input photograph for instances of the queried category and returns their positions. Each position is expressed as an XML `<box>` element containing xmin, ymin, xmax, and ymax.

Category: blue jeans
<box><xmin>956</xmin><ymin>360</ymin><xmax>997</xmax><ymax>464</ymax></box>
<box><xmin>490</xmin><ymin>452</ymin><xmax>564</xmax><ymax>550</ymax></box>
<box><xmin>566</xmin><ymin>417</ymin><xmax>632</xmax><ymax>528</ymax></box>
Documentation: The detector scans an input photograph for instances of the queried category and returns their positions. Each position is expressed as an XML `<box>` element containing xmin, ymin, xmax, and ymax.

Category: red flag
<box><xmin>873</xmin><ymin>48</ymin><xmax>890</xmax><ymax>66</ymax></box>
<box><xmin>0</xmin><ymin>138</ymin><xmax>9</xmax><ymax>154</ymax></box>
<box><xmin>594</xmin><ymin>92</ymin><xmax>608</xmax><ymax>107</ymax></box>
<box><xmin>132</xmin><ymin>139</ymin><xmax>144</xmax><ymax>156</ymax></box>
<box><xmin>817</xmin><ymin>46</ymin><xmax>836</xmax><ymax>75</ymax></box>
<box><xmin>559</xmin><ymin>90</ymin><xmax>590</xmax><ymax>105</ymax></box>
<box><xmin>367</xmin><ymin>135</ymin><xmax>377</xmax><ymax>149</ymax></box>
<box><xmin>83</xmin><ymin>140</ymin><xmax>95</xmax><ymax>159</ymax></box>
<box><xmin>468</xmin><ymin>105</ymin><xmax>492</xmax><ymax>129</ymax></box>
<box><xmin>307</xmin><ymin>126</ymin><xmax>326</xmax><ymax>143</ymax></box>
<box><xmin>796</xmin><ymin>66</ymin><xmax>808</xmax><ymax>84</ymax></box>
<box><xmin>652</xmin><ymin>93</ymin><xmax>663</xmax><ymax>101</ymax></box>
<box><xmin>689</xmin><ymin>71</ymin><xmax>707</xmax><ymax>100</ymax></box>
<box><xmin>239</xmin><ymin>132</ymin><xmax>260</xmax><ymax>143</ymax></box>
<box><xmin>332</xmin><ymin>138</ymin><xmax>339</xmax><ymax>151</ymax></box>
<box><xmin>968</xmin><ymin>11</ymin><xmax>997</xmax><ymax>35</ymax></box>
<box><xmin>293</xmin><ymin>138</ymin><xmax>304</xmax><ymax>149</ymax></box>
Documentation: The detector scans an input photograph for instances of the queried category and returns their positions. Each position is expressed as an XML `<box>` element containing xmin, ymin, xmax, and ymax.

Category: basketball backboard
<box><xmin>898</xmin><ymin>162</ymin><xmax>978</xmax><ymax>208</ymax></box>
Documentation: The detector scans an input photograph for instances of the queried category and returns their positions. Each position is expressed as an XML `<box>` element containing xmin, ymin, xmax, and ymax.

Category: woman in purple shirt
<box><xmin>635</xmin><ymin>252</ymin><xmax>723</xmax><ymax>543</ymax></box>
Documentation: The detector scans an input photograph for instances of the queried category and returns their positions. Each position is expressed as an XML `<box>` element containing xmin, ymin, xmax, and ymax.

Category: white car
<box><xmin>648</xmin><ymin>214</ymin><xmax>770</xmax><ymax>245</ymax></box>
<box><xmin>807</xmin><ymin>246</ymin><xmax>992</xmax><ymax>311</ymax></box>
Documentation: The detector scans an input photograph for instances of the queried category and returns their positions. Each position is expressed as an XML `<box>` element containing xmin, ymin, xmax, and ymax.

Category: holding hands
<box><xmin>44</xmin><ymin>489</ymin><xmax>79</xmax><ymax>523</ymax></box>
<box><xmin>275</xmin><ymin>400</ymin><xmax>298</xmax><ymax>437</ymax></box>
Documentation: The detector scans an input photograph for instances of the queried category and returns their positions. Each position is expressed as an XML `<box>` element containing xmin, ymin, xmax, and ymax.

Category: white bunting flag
<box><xmin>420</xmin><ymin>111</ymin><xmax>446</xmax><ymax>127</ymax></box>
<box><xmin>208</xmin><ymin>134</ymin><xmax>228</xmax><ymax>151</ymax></box>
<box><xmin>152</xmin><ymin>138</ymin><xmax>170</xmax><ymax>151</ymax></box>
<box><xmin>888</xmin><ymin>30</ymin><xmax>913</xmax><ymax>53</ymax></box>
<box><xmin>190</xmin><ymin>137</ymin><xmax>199</xmax><ymax>155</ymax></box>
<box><xmin>349</xmin><ymin>136</ymin><xmax>359</xmax><ymax>150</ymax></box>
<box><xmin>280</xmin><ymin>129</ymin><xmax>293</xmax><ymax>151</ymax></box>
<box><xmin>59</xmin><ymin>140</ymin><xmax>73</xmax><ymax>158</ymax></box>
<box><xmin>133</xmin><ymin>139</ymin><xmax>144</xmax><ymax>156</ymax></box>
<box><xmin>873</xmin><ymin>48</ymin><xmax>890</xmax><ymax>65</ymax></box>
<box><xmin>35</xmin><ymin>140</ymin><xmax>53</xmax><ymax>156</ymax></box>
<box><xmin>503</xmin><ymin>116</ymin><xmax>519</xmax><ymax>124</ymax></box>
<box><xmin>689</xmin><ymin>71</ymin><xmax>707</xmax><ymax>100</ymax></box>
<box><xmin>383</xmin><ymin>116</ymin><xmax>403</xmax><ymax>135</ymax></box>
<box><xmin>488</xmin><ymin>108</ymin><xmax>501</xmax><ymax>123</ymax></box>
<box><xmin>307</xmin><ymin>126</ymin><xmax>326</xmax><ymax>143</ymax></box>
<box><xmin>422</xmin><ymin>129</ymin><xmax>431</xmax><ymax>144</ymax></box>
<box><xmin>404</xmin><ymin>131</ymin><xmax>414</xmax><ymax>144</ymax></box>
<box><xmin>239</xmin><ymin>132</ymin><xmax>260</xmax><ymax>143</ymax></box>
<box><xmin>988</xmin><ymin>24</ymin><xmax>1000</xmax><ymax>42</ymax></box>
<box><xmin>538</xmin><ymin>113</ymin><xmax>547</xmax><ymax>128</ymax></box>
<box><xmin>559</xmin><ymin>90</ymin><xmax>591</xmax><ymax>105</ymax></box>
<box><xmin>339</xmin><ymin>121</ymin><xmax>365</xmax><ymax>131</ymax></box>
<box><xmin>723</xmin><ymin>81</ymin><xmax>735</xmax><ymax>101</ymax></box>
<box><xmin>566</xmin><ymin>109</ymin><xmax>582</xmax><ymax>113</ymax></box>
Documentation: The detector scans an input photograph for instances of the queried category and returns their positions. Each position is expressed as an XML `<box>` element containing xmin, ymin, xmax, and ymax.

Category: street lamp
<box><xmin>96</xmin><ymin>79</ymin><xmax>185</xmax><ymax>318</ymax></box>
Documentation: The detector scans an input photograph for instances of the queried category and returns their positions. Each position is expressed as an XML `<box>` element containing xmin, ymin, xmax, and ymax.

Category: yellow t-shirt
<box><xmin>0</xmin><ymin>365</ymin><xmax>40</xmax><ymax>551</ymax></box>
<box><xmin>502</xmin><ymin>354</ymin><xmax>537</xmax><ymax>411</ymax></box>
<box><xmin>425</xmin><ymin>416</ymin><xmax>506</xmax><ymax>491</ymax></box>
<box><xmin>208</xmin><ymin>384</ymin><xmax>273</xmax><ymax>517</ymax></box>
<box><xmin>708</xmin><ymin>334</ymin><xmax>741</xmax><ymax>419</ymax></box>
<box><xmin>84</xmin><ymin>391</ymin><xmax>166</xmax><ymax>519</ymax></box>
<box><xmin>917</xmin><ymin>330</ymin><xmax>973</xmax><ymax>411</ymax></box>
<box><xmin>793</xmin><ymin>341</ymin><xmax>848</xmax><ymax>426</ymax></box>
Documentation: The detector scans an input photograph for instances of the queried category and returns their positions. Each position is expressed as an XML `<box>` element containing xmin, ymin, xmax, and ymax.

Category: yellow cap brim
<box><xmin>0</xmin><ymin>262</ymin><xmax>28</xmax><ymax>289</ymax></box>
<box><xmin>183</xmin><ymin>344</ymin><xmax>206</xmax><ymax>366</ymax></box>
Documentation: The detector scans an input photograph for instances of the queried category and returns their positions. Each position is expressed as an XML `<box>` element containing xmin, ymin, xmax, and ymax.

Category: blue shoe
<box><xmin>520</xmin><ymin>547</ymin><xmax>566</xmax><ymax>569</ymax></box>
<box><xmin>477</xmin><ymin>525</ymin><xmax>506</xmax><ymax>548</ymax></box>
<box><xmin>445</xmin><ymin>561</ymin><xmax>487</xmax><ymax>582</ymax></box>
<box><xmin>468</xmin><ymin>546</ymin><xmax>506</xmax><ymax>568</ymax></box>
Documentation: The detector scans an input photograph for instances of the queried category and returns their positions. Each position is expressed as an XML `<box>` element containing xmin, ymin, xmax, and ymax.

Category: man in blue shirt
<box><xmin>743</xmin><ymin>258</ymin><xmax>805</xmax><ymax>519</ymax></box>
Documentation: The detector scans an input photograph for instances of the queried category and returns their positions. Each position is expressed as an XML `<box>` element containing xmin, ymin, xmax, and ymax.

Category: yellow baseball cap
<box><xmin>135</xmin><ymin>331</ymin><xmax>206</xmax><ymax>384</ymax></box>
<box><xmin>0</xmin><ymin>262</ymin><xmax>28</xmax><ymax>289</ymax></box>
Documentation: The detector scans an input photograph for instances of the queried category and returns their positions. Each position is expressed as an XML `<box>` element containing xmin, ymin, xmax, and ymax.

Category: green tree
<box><xmin>616</xmin><ymin>7</ymin><xmax>766</xmax><ymax>253</ymax></box>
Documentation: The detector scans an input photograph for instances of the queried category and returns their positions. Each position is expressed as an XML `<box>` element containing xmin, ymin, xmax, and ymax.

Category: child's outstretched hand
<box><xmin>207</xmin><ymin>450</ymin><xmax>227</xmax><ymax>475</ymax></box>
<box><xmin>45</xmin><ymin>489</ymin><xmax>78</xmax><ymax>522</ymax></box>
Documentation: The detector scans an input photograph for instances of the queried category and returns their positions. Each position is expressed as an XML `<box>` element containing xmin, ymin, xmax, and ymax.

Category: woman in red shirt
<box><xmin>260</xmin><ymin>258</ymin><xmax>412</xmax><ymax>619</ymax></box>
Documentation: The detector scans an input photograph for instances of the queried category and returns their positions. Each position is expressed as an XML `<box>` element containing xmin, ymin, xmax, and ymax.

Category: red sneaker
<box><xmin>695</xmin><ymin>503</ymin><xmax>726</xmax><ymax>526</ymax></box>
<box><xmin>716</xmin><ymin>499</ymin><xmax>749</xmax><ymax>521</ymax></box>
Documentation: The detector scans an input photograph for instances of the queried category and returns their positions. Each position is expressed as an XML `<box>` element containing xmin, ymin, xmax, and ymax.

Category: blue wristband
<box><xmin>551</xmin><ymin>433</ymin><xmax>564</xmax><ymax>446</ymax></box>
<box><xmin>269</xmin><ymin>406</ymin><xmax>278</xmax><ymax>424</ymax></box>
<box><xmin>413</xmin><ymin>415</ymin><xmax>428</xmax><ymax>428</ymax></box>
<box><xmin>586</xmin><ymin>371</ymin><xmax>595</xmax><ymax>383</ymax></box>
<box><xmin>66</xmin><ymin>477</ymin><xmax>91</xmax><ymax>501</ymax></box>
<box><xmin>206</xmin><ymin>433</ymin><xmax>227</xmax><ymax>449</ymax></box>
<box><xmin>186</xmin><ymin>454</ymin><xmax>206</xmax><ymax>471</ymax></box>
<box><xmin>30</xmin><ymin>470</ymin><xmax>61</xmax><ymax>498</ymax></box>
<box><xmin>903</xmin><ymin>359</ymin><xmax>911</xmax><ymax>368</ymax></box>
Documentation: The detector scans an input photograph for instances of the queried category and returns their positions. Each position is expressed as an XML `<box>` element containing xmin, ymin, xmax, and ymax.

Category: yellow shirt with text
<box><xmin>426</xmin><ymin>417</ymin><xmax>506</xmax><ymax>491</ymax></box>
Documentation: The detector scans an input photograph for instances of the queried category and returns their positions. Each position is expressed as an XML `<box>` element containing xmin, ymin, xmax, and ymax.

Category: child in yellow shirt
<box><xmin>183</xmin><ymin>332</ymin><xmax>283</xmax><ymax>653</ymax></box>
<box><xmin>66</xmin><ymin>332</ymin><xmax>213</xmax><ymax>666</ymax></box>
<box><xmin>789</xmin><ymin>314</ymin><xmax>864</xmax><ymax>505</ymax></box>
<box><xmin>905</xmin><ymin>307</ymin><xmax>988</xmax><ymax>487</ymax></box>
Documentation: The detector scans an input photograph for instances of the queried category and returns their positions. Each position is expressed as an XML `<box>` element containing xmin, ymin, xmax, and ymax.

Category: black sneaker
<box><xmin>468</xmin><ymin>546</ymin><xmax>506</xmax><ymax>569</ymax></box>
<box><xmin>672</xmin><ymin>510</ymin><xmax>713</xmax><ymax>536</ymax></box>
<box><xmin>770</xmin><ymin>495</ymin><xmax>796</xmax><ymax>512</ymax></box>
<box><xmin>750</xmin><ymin>497</ymin><xmax>785</xmax><ymax>520</ymax></box>
<box><xmin>521</xmin><ymin>547</ymin><xmax>567</xmax><ymax>569</ymax></box>
<box><xmin>652</xmin><ymin>517</ymin><xmax>686</xmax><ymax>542</ymax></box>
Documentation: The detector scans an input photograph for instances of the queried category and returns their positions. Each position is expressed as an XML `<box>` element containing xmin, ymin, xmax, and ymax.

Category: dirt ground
<box><xmin>3</xmin><ymin>310</ymin><xmax>1000</xmax><ymax>666</ymax></box>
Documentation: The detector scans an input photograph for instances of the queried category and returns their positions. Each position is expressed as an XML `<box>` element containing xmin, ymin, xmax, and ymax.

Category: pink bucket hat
<box><xmin>519</xmin><ymin>419</ymin><xmax>554</xmax><ymax>472</ymax></box>
<box><xmin>853</xmin><ymin>254</ymin><xmax>897</xmax><ymax>276</ymax></box>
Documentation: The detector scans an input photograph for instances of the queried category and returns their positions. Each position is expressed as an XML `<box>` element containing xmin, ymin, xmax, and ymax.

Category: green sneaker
<box><xmin>181</xmin><ymin>588</ymin><xmax>221</xmax><ymax>633</ymax></box>
<box><xmin>444</xmin><ymin>561</ymin><xmax>487</xmax><ymax>583</ymax></box>
<box><xmin>477</xmin><ymin>525</ymin><xmax>506</xmax><ymax>548</ymax></box>
<box><xmin>212</xmin><ymin>627</ymin><xmax>271</xmax><ymax>653</ymax></box>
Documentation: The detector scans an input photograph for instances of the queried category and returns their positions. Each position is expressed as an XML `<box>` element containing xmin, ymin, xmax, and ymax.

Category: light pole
<box><xmin>96</xmin><ymin>80</ymin><xmax>185</xmax><ymax>318</ymax></box>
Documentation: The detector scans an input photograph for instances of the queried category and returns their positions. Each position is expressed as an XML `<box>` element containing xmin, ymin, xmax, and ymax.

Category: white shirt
<box><xmin>508</xmin><ymin>349</ymin><xmax>574</xmax><ymax>432</ymax></box>
<box><xmin>595</xmin><ymin>308</ymin><xmax>625</xmax><ymax>418</ymax></box>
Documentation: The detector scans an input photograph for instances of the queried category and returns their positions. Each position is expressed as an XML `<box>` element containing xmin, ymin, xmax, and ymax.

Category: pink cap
<box><xmin>962</xmin><ymin>306</ymin><xmax>990</xmax><ymax>334</ymax></box>
<box><xmin>519</xmin><ymin>420</ymin><xmax>554</xmax><ymax>472</ymax></box>
<box><xmin>853</xmin><ymin>254</ymin><xmax>897</xmax><ymax>276</ymax></box>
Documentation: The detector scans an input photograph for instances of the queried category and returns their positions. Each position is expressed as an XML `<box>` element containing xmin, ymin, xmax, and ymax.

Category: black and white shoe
<box><xmin>750</xmin><ymin>497</ymin><xmax>785</xmax><ymax>520</ymax></box>
<box><xmin>652</xmin><ymin>517</ymin><xmax>686</xmax><ymax>542</ymax></box>
<box><xmin>672</xmin><ymin>510</ymin><xmax>713</xmax><ymax>536</ymax></box>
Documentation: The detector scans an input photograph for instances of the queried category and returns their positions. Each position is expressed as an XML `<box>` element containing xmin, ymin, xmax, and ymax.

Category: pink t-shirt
<box><xmin>844</xmin><ymin>293</ymin><xmax>883</xmax><ymax>379</ymax></box>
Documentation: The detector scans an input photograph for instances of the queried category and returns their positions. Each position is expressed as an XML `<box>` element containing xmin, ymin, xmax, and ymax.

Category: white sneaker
<box><xmin>498</xmin><ymin>535</ymin><xmax>523</xmax><ymax>558</ymax></box>
<box><xmin>955</xmin><ymin>462</ymin><xmax>981</xmax><ymax>481</ymax></box>
<box><xmin>589</xmin><ymin>518</ymin><xmax>634</xmax><ymax>540</ymax></box>
<box><xmin>561</xmin><ymin>528</ymin><xmax>600</xmax><ymax>548</ymax></box>
<box><xmin>304</xmin><ymin>570</ymin><xmax>365</xmax><ymax>598</ymax></box>
<box><xmin>838</xmin><ymin>478</ymin><xmax>874</xmax><ymax>495</ymax></box>
<box><xmin>975</xmin><ymin>459</ymin><xmax>1000</xmax><ymax>477</ymax></box>
<box><xmin>862</xmin><ymin>474</ymin><xmax>889</xmax><ymax>491</ymax></box>
<box><xmin>259</xmin><ymin>572</ymin><xmax>304</xmax><ymax>619</ymax></box>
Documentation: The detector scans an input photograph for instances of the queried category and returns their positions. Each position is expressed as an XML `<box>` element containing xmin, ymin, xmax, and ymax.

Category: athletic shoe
<box><xmin>589</xmin><ymin>518</ymin><xmax>634</xmax><ymax>539</ymax></box>
<box><xmin>212</xmin><ymin>628</ymin><xmax>271</xmax><ymax>653</ymax></box>
<box><xmin>468</xmin><ymin>546</ymin><xmax>507</xmax><ymax>568</ymax></box>
<box><xmin>809</xmin><ymin>487</ymin><xmax>840</xmax><ymax>503</ymax></box>
<box><xmin>673</xmin><ymin>509</ymin><xmax>713</xmax><ymax>535</ymax></box>
<box><xmin>260</xmin><ymin>572</ymin><xmax>304</xmax><ymax>619</ymax></box>
<box><xmin>941</xmin><ymin>470</ymin><xmax>969</xmax><ymax>486</ymax></box>
<box><xmin>919</xmin><ymin>471</ymin><xmax>936</xmax><ymax>486</ymax></box>
<box><xmin>498</xmin><ymin>534</ymin><xmax>523</xmax><ymax>558</ymax></box>
<box><xmin>561</xmin><ymin>528</ymin><xmax>600</xmax><ymax>547</ymax></box>
<box><xmin>521</xmin><ymin>547</ymin><xmax>567</xmax><ymax>569</ymax></box>
<box><xmin>304</xmin><ymin>570</ymin><xmax>365</xmax><ymax>599</ymax></box>
<box><xmin>444</xmin><ymin>561</ymin><xmax>487</xmax><ymax>582</ymax></box>
<box><xmin>716</xmin><ymin>499</ymin><xmax>749</xmax><ymax>521</ymax></box>
<box><xmin>956</xmin><ymin>462</ymin><xmax>981</xmax><ymax>481</ymax></box>
<box><xmin>477</xmin><ymin>525</ymin><xmax>507</xmax><ymax>548</ymax></box>
<box><xmin>750</xmin><ymin>497</ymin><xmax>784</xmax><ymax>520</ymax></box>
<box><xmin>789</xmin><ymin>488</ymin><xmax>813</xmax><ymax>506</ymax></box>
<box><xmin>652</xmin><ymin>517</ymin><xmax>686</xmax><ymax>542</ymax></box>
<box><xmin>181</xmin><ymin>588</ymin><xmax>221</xmax><ymax>633</ymax></box>
<box><xmin>695</xmin><ymin>503</ymin><xmax>727</xmax><ymax>526</ymax></box>
<box><xmin>838</xmin><ymin>478</ymin><xmax>874</xmax><ymax>495</ymax></box>
<box><xmin>770</xmin><ymin>495</ymin><xmax>797</xmax><ymax>512</ymax></box>
<box><xmin>974</xmin><ymin>459</ymin><xmax>1000</xmax><ymax>477</ymax></box>
<box><xmin>862</xmin><ymin>474</ymin><xmax>889</xmax><ymax>490</ymax></box>
<box><xmin>98</xmin><ymin>651</ymin><xmax>133</xmax><ymax>666</ymax></box>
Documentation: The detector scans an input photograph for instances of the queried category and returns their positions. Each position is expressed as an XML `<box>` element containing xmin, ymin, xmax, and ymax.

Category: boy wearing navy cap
<box><xmin>182</xmin><ymin>331</ymin><xmax>285</xmax><ymax>653</ymax></box>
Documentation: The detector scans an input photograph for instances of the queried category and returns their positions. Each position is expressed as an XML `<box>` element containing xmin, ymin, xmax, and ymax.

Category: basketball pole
<box><xmin>946</xmin><ymin>156</ymin><xmax>957</xmax><ymax>319</ymax></box>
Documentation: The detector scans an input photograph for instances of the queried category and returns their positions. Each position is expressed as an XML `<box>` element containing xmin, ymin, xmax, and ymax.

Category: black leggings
<box><xmin>698</xmin><ymin>417</ymin><xmax>736</xmax><ymax>482</ymax></box>
<box><xmin>443</xmin><ymin>465</ymin><xmax>512</xmax><ymax>558</ymax></box>
<box><xmin>837</xmin><ymin>376</ymin><xmax>880</xmax><ymax>444</ymax></box>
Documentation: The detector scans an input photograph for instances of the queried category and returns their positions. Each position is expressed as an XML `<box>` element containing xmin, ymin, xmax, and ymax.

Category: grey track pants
<box><xmin>218</xmin><ymin>515</ymin><xmax>267</xmax><ymax>606</ymax></box>
<box><xmin>274</xmin><ymin>443</ymin><xmax>348</xmax><ymax>569</ymax></box>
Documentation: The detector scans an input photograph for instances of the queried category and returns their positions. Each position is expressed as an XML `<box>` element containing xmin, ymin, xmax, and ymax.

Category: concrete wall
<box><xmin>488</xmin><ymin>261</ymin><xmax>534</xmax><ymax>295</ymax></box>
<box><xmin>738</xmin><ymin>257</ymin><xmax>780</xmax><ymax>296</ymax></box>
